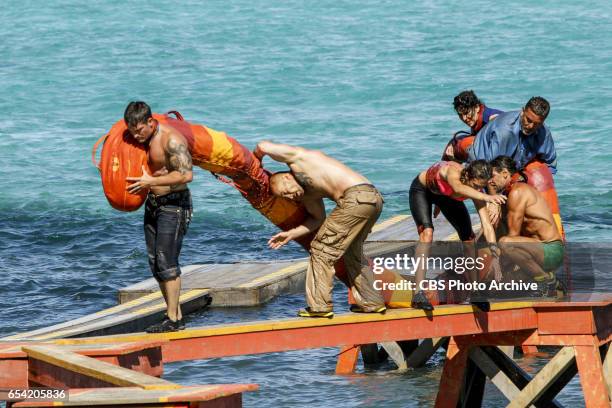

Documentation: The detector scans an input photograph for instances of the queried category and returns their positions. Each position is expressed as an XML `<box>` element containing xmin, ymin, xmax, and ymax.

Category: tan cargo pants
<box><xmin>306</xmin><ymin>184</ymin><xmax>385</xmax><ymax>312</ymax></box>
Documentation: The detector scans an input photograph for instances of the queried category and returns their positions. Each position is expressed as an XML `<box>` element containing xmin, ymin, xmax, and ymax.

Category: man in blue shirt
<box><xmin>468</xmin><ymin>97</ymin><xmax>557</xmax><ymax>174</ymax></box>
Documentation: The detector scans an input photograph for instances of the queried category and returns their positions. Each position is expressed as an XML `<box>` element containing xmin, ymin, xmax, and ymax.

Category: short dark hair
<box><xmin>124</xmin><ymin>101</ymin><xmax>152</xmax><ymax>128</ymax></box>
<box><xmin>453</xmin><ymin>90</ymin><xmax>481</xmax><ymax>115</ymax></box>
<box><xmin>269</xmin><ymin>171</ymin><xmax>292</xmax><ymax>190</ymax></box>
<box><xmin>525</xmin><ymin>96</ymin><xmax>550</xmax><ymax>119</ymax></box>
<box><xmin>490</xmin><ymin>156</ymin><xmax>517</xmax><ymax>175</ymax></box>
<box><xmin>461</xmin><ymin>160</ymin><xmax>491</xmax><ymax>183</ymax></box>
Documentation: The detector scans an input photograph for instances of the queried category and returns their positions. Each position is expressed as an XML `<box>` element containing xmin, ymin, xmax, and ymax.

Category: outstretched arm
<box><xmin>254</xmin><ymin>141</ymin><xmax>302</xmax><ymax>164</ymax></box>
<box><xmin>268</xmin><ymin>198</ymin><xmax>326</xmax><ymax>249</ymax></box>
<box><xmin>446</xmin><ymin>170</ymin><xmax>506</xmax><ymax>205</ymax></box>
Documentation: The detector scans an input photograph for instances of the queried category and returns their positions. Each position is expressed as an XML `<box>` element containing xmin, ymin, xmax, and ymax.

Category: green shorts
<box><xmin>542</xmin><ymin>240</ymin><xmax>564</xmax><ymax>272</ymax></box>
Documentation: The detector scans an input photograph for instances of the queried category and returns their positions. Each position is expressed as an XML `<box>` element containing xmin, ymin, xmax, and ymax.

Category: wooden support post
<box><xmin>498</xmin><ymin>346</ymin><xmax>514</xmax><ymax>359</ymax></box>
<box><xmin>508</xmin><ymin>347</ymin><xmax>576</xmax><ymax>408</ymax></box>
<box><xmin>470</xmin><ymin>347</ymin><xmax>523</xmax><ymax>402</ymax></box>
<box><xmin>435</xmin><ymin>339</ymin><xmax>469</xmax><ymax>408</ymax></box>
<box><xmin>336</xmin><ymin>345</ymin><xmax>360</xmax><ymax>375</ymax></box>
<box><xmin>471</xmin><ymin>346</ymin><xmax>565</xmax><ymax>408</ymax></box>
<box><xmin>360</xmin><ymin>344</ymin><xmax>382</xmax><ymax>365</ymax></box>
<box><xmin>380</xmin><ymin>342</ymin><xmax>408</xmax><ymax>370</ymax></box>
<box><xmin>575</xmin><ymin>345</ymin><xmax>611</xmax><ymax>408</ymax></box>
<box><xmin>406</xmin><ymin>337</ymin><xmax>448</xmax><ymax>368</ymax></box>
<box><xmin>460</xmin><ymin>358</ymin><xmax>486</xmax><ymax>408</ymax></box>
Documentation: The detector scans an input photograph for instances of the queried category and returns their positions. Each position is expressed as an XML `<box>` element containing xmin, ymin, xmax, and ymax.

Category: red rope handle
<box><xmin>91</xmin><ymin>133</ymin><xmax>108</xmax><ymax>170</ymax></box>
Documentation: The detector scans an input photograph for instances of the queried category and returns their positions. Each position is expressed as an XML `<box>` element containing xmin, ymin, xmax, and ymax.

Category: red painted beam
<box><xmin>161</xmin><ymin>308</ymin><xmax>537</xmax><ymax>363</ymax></box>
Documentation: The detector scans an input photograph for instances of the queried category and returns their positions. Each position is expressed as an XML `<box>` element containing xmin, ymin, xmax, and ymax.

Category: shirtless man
<box><xmin>254</xmin><ymin>141</ymin><xmax>386</xmax><ymax>317</ymax></box>
<box><xmin>489</xmin><ymin>156</ymin><xmax>564</xmax><ymax>294</ymax></box>
<box><xmin>124</xmin><ymin>101</ymin><xmax>194</xmax><ymax>332</ymax></box>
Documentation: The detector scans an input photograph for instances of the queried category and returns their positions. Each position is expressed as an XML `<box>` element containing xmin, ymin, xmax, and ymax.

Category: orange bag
<box><xmin>92</xmin><ymin>121</ymin><xmax>149</xmax><ymax>212</ymax></box>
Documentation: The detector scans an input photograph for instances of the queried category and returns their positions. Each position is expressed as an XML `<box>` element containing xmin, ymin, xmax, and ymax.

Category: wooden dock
<box><xmin>1</xmin><ymin>295</ymin><xmax>610</xmax><ymax>407</ymax></box>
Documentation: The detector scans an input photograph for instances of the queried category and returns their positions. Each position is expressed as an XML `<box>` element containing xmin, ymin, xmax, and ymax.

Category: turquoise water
<box><xmin>1</xmin><ymin>1</ymin><xmax>611</xmax><ymax>406</ymax></box>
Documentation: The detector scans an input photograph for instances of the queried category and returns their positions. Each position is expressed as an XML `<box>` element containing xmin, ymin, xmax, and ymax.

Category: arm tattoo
<box><xmin>293</xmin><ymin>172</ymin><xmax>313</xmax><ymax>188</ymax></box>
<box><xmin>167</xmin><ymin>138</ymin><xmax>193</xmax><ymax>175</ymax></box>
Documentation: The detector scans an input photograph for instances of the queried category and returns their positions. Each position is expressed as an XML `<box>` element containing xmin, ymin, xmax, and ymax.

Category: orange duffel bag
<box><xmin>92</xmin><ymin>119</ymin><xmax>149</xmax><ymax>212</ymax></box>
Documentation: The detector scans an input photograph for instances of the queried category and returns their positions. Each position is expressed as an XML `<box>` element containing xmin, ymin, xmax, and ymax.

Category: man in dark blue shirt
<box><xmin>468</xmin><ymin>97</ymin><xmax>557</xmax><ymax>174</ymax></box>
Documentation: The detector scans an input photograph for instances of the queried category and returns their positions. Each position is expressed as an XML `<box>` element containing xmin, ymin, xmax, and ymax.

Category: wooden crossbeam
<box><xmin>406</xmin><ymin>337</ymin><xmax>448</xmax><ymax>368</ymax></box>
<box><xmin>507</xmin><ymin>347</ymin><xmax>575</xmax><ymax>408</ymax></box>
<box><xmin>470</xmin><ymin>347</ymin><xmax>525</xmax><ymax>402</ymax></box>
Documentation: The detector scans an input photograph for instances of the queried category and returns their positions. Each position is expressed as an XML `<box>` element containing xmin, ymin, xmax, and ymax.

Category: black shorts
<box><xmin>408</xmin><ymin>176</ymin><xmax>474</xmax><ymax>241</ymax></box>
<box><xmin>144</xmin><ymin>190</ymin><xmax>193</xmax><ymax>282</ymax></box>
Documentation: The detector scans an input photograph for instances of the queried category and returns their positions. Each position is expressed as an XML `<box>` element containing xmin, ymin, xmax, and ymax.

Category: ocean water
<box><xmin>1</xmin><ymin>0</ymin><xmax>611</xmax><ymax>406</ymax></box>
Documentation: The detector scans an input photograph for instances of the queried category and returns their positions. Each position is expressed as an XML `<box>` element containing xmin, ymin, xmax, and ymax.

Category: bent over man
<box><xmin>254</xmin><ymin>141</ymin><xmax>386</xmax><ymax>317</ymax></box>
<box><xmin>489</xmin><ymin>156</ymin><xmax>564</xmax><ymax>295</ymax></box>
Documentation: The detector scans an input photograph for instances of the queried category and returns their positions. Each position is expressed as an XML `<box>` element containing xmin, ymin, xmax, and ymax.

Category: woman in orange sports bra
<box><xmin>408</xmin><ymin>160</ymin><xmax>506</xmax><ymax>310</ymax></box>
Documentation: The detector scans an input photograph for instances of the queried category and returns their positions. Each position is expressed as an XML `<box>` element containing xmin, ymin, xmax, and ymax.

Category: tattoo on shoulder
<box><xmin>293</xmin><ymin>172</ymin><xmax>314</xmax><ymax>188</ymax></box>
<box><xmin>167</xmin><ymin>138</ymin><xmax>192</xmax><ymax>175</ymax></box>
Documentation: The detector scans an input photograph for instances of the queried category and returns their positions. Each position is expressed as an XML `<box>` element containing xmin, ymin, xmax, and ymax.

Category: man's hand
<box><xmin>268</xmin><ymin>230</ymin><xmax>295</xmax><ymax>250</ymax></box>
<box><xmin>153</xmin><ymin>167</ymin><xmax>168</xmax><ymax>177</ymax></box>
<box><xmin>444</xmin><ymin>143</ymin><xmax>455</xmax><ymax>159</ymax></box>
<box><xmin>487</xmin><ymin>202</ymin><xmax>501</xmax><ymax>227</ymax></box>
<box><xmin>483</xmin><ymin>194</ymin><xmax>507</xmax><ymax>205</ymax></box>
<box><xmin>126</xmin><ymin>166</ymin><xmax>154</xmax><ymax>194</ymax></box>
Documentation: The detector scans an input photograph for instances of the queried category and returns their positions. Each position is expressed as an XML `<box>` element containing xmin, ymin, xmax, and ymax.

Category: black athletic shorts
<box><xmin>408</xmin><ymin>176</ymin><xmax>474</xmax><ymax>241</ymax></box>
<box><xmin>144</xmin><ymin>190</ymin><xmax>193</xmax><ymax>282</ymax></box>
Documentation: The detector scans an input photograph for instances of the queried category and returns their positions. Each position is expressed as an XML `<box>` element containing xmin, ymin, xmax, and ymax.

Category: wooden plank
<box><xmin>5</xmin><ymin>290</ymin><xmax>210</xmax><ymax>341</ymax></box>
<box><xmin>461</xmin><ymin>358</ymin><xmax>486</xmax><ymax>408</ymax></box>
<box><xmin>470</xmin><ymin>347</ymin><xmax>523</xmax><ymax>402</ymax></box>
<box><xmin>22</xmin><ymin>345</ymin><xmax>179</xmax><ymax>390</ymax></box>
<box><xmin>507</xmin><ymin>347</ymin><xmax>576</xmax><ymax>408</ymax></box>
<box><xmin>52</xmin><ymin>302</ymin><xmax>539</xmax><ymax>347</ymax></box>
<box><xmin>435</xmin><ymin>340</ymin><xmax>469</xmax><ymax>408</ymax></box>
<box><xmin>477</xmin><ymin>346</ymin><xmax>564</xmax><ymax>408</ymax></box>
<box><xmin>10</xmin><ymin>385</ymin><xmax>258</xmax><ymax>407</ymax></box>
<box><xmin>379</xmin><ymin>341</ymin><xmax>409</xmax><ymax>370</ymax></box>
<box><xmin>498</xmin><ymin>345</ymin><xmax>514</xmax><ymax>359</ymax></box>
<box><xmin>335</xmin><ymin>345</ymin><xmax>360</xmax><ymax>374</ymax></box>
<box><xmin>575</xmin><ymin>344</ymin><xmax>611</xmax><ymax>408</ymax></box>
<box><xmin>405</xmin><ymin>337</ymin><xmax>447</xmax><ymax>368</ymax></box>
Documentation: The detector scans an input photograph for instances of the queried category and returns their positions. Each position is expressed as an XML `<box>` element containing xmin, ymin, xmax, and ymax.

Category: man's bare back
<box><xmin>507</xmin><ymin>183</ymin><xmax>561</xmax><ymax>242</ymax></box>
<box><xmin>256</xmin><ymin>142</ymin><xmax>370</xmax><ymax>202</ymax></box>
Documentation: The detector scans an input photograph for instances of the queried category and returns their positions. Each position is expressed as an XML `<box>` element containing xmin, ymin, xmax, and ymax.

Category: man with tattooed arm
<box><xmin>125</xmin><ymin>101</ymin><xmax>193</xmax><ymax>332</ymax></box>
<box><xmin>254</xmin><ymin>141</ymin><xmax>386</xmax><ymax>318</ymax></box>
